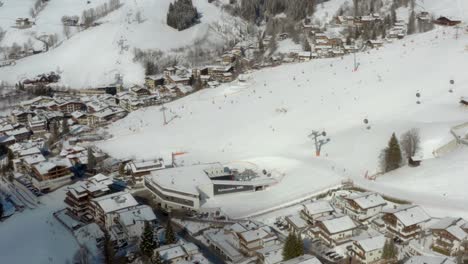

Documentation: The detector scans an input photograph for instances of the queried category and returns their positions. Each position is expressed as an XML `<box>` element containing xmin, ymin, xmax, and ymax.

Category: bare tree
<box><xmin>400</xmin><ymin>128</ymin><xmax>420</xmax><ymax>163</ymax></box>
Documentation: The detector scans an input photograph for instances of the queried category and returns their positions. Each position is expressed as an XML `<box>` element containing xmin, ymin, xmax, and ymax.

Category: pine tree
<box><xmin>294</xmin><ymin>233</ymin><xmax>304</xmax><ymax>257</ymax></box>
<box><xmin>103</xmin><ymin>230</ymin><xmax>116</xmax><ymax>264</ymax></box>
<box><xmin>87</xmin><ymin>147</ymin><xmax>96</xmax><ymax>172</ymax></box>
<box><xmin>384</xmin><ymin>133</ymin><xmax>402</xmax><ymax>172</ymax></box>
<box><xmin>6</xmin><ymin>148</ymin><xmax>14</xmax><ymax>171</ymax></box>
<box><xmin>165</xmin><ymin>219</ymin><xmax>176</xmax><ymax>244</ymax></box>
<box><xmin>140</xmin><ymin>222</ymin><xmax>157</xmax><ymax>259</ymax></box>
<box><xmin>382</xmin><ymin>239</ymin><xmax>397</xmax><ymax>260</ymax></box>
<box><xmin>283</xmin><ymin>232</ymin><xmax>303</xmax><ymax>260</ymax></box>
<box><xmin>407</xmin><ymin>11</ymin><xmax>416</xmax><ymax>34</ymax></box>
<box><xmin>282</xmin><ymin>232</ymin><xmax>295</xmax><ymax>260</ymax></box>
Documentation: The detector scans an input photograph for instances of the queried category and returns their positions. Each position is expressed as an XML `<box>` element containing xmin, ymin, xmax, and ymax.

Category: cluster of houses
<box><xmin>202</xmin><ymin>220</ymin><xmax>284</xmax><ymax>263</ymax></box>
<box><xmin>63</xmin><ymin>174</ymin><xmax>157</xmax><ymax>248</ymax></box>
<box><xmin>0</xmin><ymin>92</ymin><xmax>129</xmax><ymax>191</ymax></box>
<box><xmin>276</xmin><ymin>190</ymin><xmax>468</xmax><ymax>264</ymax></box>
<box><xmin>62</xmin><ymin>173</ymin><xmax>210</xmax><ymax>263</ymax></box>
<box><xmin>183</xmin><ymin>188</ymin><xmax>467</xmax><ymax>264</ymax></box>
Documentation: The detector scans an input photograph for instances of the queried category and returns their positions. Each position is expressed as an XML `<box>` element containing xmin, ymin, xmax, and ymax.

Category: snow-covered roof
<box><xmin>279</xmin><ymin>254</ymin><xmax>322</xmax><ymax>264</ymax></box>
<box><xmin>239</xmin><ymin>227</ymin><xmax>273</xmax><ymax>243</ymax></box>
<box><xmin>303</xmin><ymin>200</ymin><xmax>334</xmax><ymax>215</ymax></box>
<box><xmin>353</xmin><ymin>234</ymin><xmax>386</xmax><ymax>252</ymax></box>
<box><xmin>257</xmin><ymin>244</ymin><xmax>283</xmax><ymax>264</ymax></box>
<box><xmin>116</xmin><ymin>205</ymin><xmax>156</xmax><ymax>226</ymax></box>
<box><xmin>204</xmin><ymin>229</ymin><xmax>243</xmax><ymax>261</ymax></box>
<box><xmin>286</xmin><ymin>214</ymin><xmax>308</xmax><ymax>229</ymax></box>
<box><xmin>318</xmin><ymin>215</ymin><xmax>357</xmax><ymax>234</ymax></box>
<box><xmin>18</xmin><ymin>147</ymin><xmax>41</xmax><ymax>157</ymax></box>
<box><xmin>34</xmin><ymin>158</ymin><xmax>72</xmax><ymax>175</ymax></box>
<box><xmin>6</xmin><ymin>127</ymin><xmax>30</xmax><ymax>136</ymax></box>
<box><xmin>430</xmin><ymin>217</ymin><xmax>468</xmax><ymax>241</ymax></box>
<box><xmin>385</xmin><ymin>205</ymin><xmax>431</xmax><ymax>227</ymax></box>
<box><xmin>92</xmin><ymin>191</ymin><xmax>138</xmax><ymax>214</ymax></box>
<box><xmin>346</xmin><ymin>192</ymin><xmax>387</xmax><ymax>209</ymax></box>
<box><xmin>405</xmin><ymin>256</ymin><xmax>456</xmax><ymax>264</ymax></box>
<box><xmin>129</xmin><ymin>159</ymin><xmax>165</xmax><ymax>174</ymax></box>
<box><xmin>157</xmin><ymin>244</ymin><xmax>188</xmax><ymax>261</ymax></box>
<box><xmin>146</xmin><ymin>164</ymin><xmax>215</xmax><ymax>196</ymax></box>
<box><xmin>23</xmin><ymin>153</ymin><xmax>46</xmax><ymax>165</ymax></box>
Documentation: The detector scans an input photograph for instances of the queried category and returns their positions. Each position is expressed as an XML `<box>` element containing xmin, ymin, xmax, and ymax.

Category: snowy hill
<box><xmin>0</xmin><ymin>0</ymin><xmax>242</xmax><ymax>87</ymax></box>
<box><xmin>98</xmin><ymin>26</ymin><xmax>468</xmax><ymax>218</ymax></box>
<box><xmin>0</xmin><ymin>0</ymin><xmax>465</xmax><ymax>88</ymax></box>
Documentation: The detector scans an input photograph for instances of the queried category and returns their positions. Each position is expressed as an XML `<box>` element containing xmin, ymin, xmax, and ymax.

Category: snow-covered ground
<box><xmin>0</xmin><ymin>187</ymin><xmax>79</xmax><ymax>263</ymax></box>
<box><xmin>98</xmin><ymin>26</ymin><xmax>468</xmax><ymax>218</ymax></box>
<box><xmin>0</xmin><ymin>0</ymin><xmax>242</xmax><ymax>87</ymax></box>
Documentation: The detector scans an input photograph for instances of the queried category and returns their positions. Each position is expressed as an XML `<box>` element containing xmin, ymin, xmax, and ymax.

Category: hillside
<box><xmin>98</xmin><ymin>26</ymin><xmax>468</xmax><ymax>218</ymax></box>
<box><xmin>0</xmin><ymin>0</ymin><xmax>243</xmax><ymax>87</ymax></box>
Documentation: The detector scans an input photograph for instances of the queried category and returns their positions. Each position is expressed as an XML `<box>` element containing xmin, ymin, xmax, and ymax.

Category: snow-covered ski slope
<box><xmin>0</xmin><ymin>0</ymin><xmax>239</xmax><ymax>87</ymax></box>
<box><xmin>99</xmin><ymin>26</ymin><xmax>468</xmax><ymax>218</ymax></box>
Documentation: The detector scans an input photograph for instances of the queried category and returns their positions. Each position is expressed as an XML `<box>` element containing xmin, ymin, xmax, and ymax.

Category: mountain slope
<box><xmin>0</xmin><ymin>0</ymin><xmax>242</xmax><ymax>87</ymax></box>
<box><xmin>98</xmin><ymin>26</ymin><xmax>468</xmax><ymax>218</ymax></box>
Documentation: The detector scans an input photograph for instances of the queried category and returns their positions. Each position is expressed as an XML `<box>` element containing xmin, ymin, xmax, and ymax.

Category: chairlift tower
<box><xmin>308</xmin><ymin>130</ymin><xmax>331</xmax><ymax>157</ymax></box>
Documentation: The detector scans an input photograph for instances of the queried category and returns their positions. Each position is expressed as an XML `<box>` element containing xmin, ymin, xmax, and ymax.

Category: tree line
<box><xmin>166</xmin><ymin>0</ymin><xmax>200</xmax><ymax>31</ymax></box>
<box><xmin>380</xmin><ymin>128</ymin><xmax>421</xmax><ymax>173</ymax></box>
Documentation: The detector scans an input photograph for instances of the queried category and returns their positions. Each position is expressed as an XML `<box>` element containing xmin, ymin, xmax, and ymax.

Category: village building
<box><xmin>285</xmin><ymin>214</ymin><xmax>308</xmax><ymax>234</ymax></box>
<box><xmin>382</xmin><ymin>205</ymin><xmax>431</xmax><ymax>241</ymax></box>
<box><xmin>344</xmin><ymin>192</ymin><xmax>387</xmax><ymax>221</ymax></box>
<box><xmin>279</xmin><ymin>254</ymin><xmax>322</xmax><ymax>264</ymax></box>
<box><xmin>298</xmin><ymin>51</ymin><xmax>312</xmax><ymax>62</ymax></box>
<box><xmin>231</xmin><ymin>222</ymin><xmax>279</xmax><ymax>256</ymax></box>
<box><xmin>204</xmin><ymin>228</ymin><xmax>245</xmax><ymax>263</ymax></box>
<box><xmin>434</xmin><ymin>17</ymin><xmax>461</xmax><ymax>26</ymax></box>
<box><xmin>28</xmin><ymin>117</ymin><xmax>47</xmax><ymax>136</ymax></box>
<box><xmin>145</xmin><ymin>74</ymin><xmax>165</xmax><ymax>89</ymax></box>
<box><xmin>21</xmin><ymin>96</ymin><xmax>56</xmax><ymax>108</ymax></box>
<box><xmin>349</xmin><ymin>234</ymin><xmax>386</xmax><ymax>264</ymax></box>
<box><xmin>405</xmin><ymin>256</ymin><xmax>456</xmax><ymax>264</ymax></box>
<box><xmin>91</xmin><ymin>191</ymin><xmax>139</xmax><ymax>228</ymax></box>
<box><xmin>208</xmin><ymin>65</ymin><xmax>234</xmax><ymax>83</ymax></box>
<box><xmin>366</xmin><ymin>40</ymin><xmax>384</xmax><ymax>49</ymax></box>
<box><xmin>126</xmin><ymin>159</ymin><xmax>165</xmax><ymax>184</ymax></box>
<box><xmin>301</xmin><ymin>200</ymin><xmax>335</xmax><ymax>224</ymax></box>
<box><xmin>15</xmin><ymin>18</ymin><xmax>33</xmax><ymax>28</ymax></box>
<box><xmin>31</xmin><ymin>158</ymin><xmax>73</xmax><ymax>192</ymax></box>
<box><xmin>311</xmin><ymin>214</ymin><xmax>358</xmax><ymax>246</ymax></box>
<box><xmin>155</xmin><ymin>243</ymin><xmax>200</xmax><ymax>264</ymax></box>
<box><xmin>108</xmin><ymin>204</ymin><xmax>157</xmax><ymax>244</ymax></box>
<box><xmin>10</xmin><ymin>110</ymin><xmax>35</xmax><ymax>124</ymax></box>
<box><xmin>257</xmin><ymin>244</ymin><xmax>283</xmax><ymax>264</ymax></box>
<box><xmin>71</xmin><ymin>111</ymin><xmax>88</xmax><ymax>125</ymax></box>
<box><xmin>5</xmin><ymin>127</ymin><xmax>31</xmax><ymax>142</ymax></box>
<box><xmin>64</xmin><ymin>173</ymin><xmax>113</xmax><ymax>222</ymax></box>
<box><xmin>429</xmin><ymin>217</ymin><xmax>468</xmax><ymax>256</ymax></box>
<box><xmin>57</xmin><ymin>101</ymin><xmax>87</xmax><ymax>114</ymax></box>
<box><xmin>87</xmin><ymin>107</ymin><xmax>127</xmax><ymax>127</ymax></box>
<box><xmin>130</xmin><ymin>86</ymin><xmax>151</xmax><ymax>97</ymax></box>
<box><xmin>144</xmin><ymin>163</ymin><xmax>275</xmax><ymax>213</ymax></box>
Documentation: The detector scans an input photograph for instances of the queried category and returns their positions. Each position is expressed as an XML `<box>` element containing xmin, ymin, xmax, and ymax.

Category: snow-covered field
<box><xmin>0</xmin><ymin>0</ymin><xmax>241</xmax><ymax>87</ymax></box>
<box><xmin>99</xmin><ymin>26</ymin><xmax>468</xmax><ymax>218</ymax></box>
<box><xmin>0</xmin><ymin>187</ymin><xmax>79</xmax><ymax>263</ymax></box>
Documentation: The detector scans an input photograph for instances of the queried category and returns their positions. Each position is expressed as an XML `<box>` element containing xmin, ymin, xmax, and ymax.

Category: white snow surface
<box><xmin>99</xmin><ymin>27</ymin><xmax>468</xmax><ymax>218</ymax></box>
<box><xmin>0</xmin><ymin>0</ymin><xmax>239</xmax><ymax>87</ymax></box>
<box><xmin>0</xmin><ymin>187</ymin><xmax>79</xmax><ymax>263</ymax></box>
